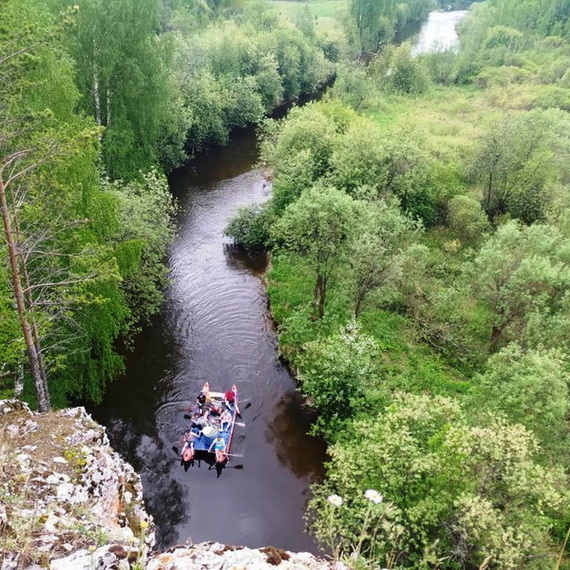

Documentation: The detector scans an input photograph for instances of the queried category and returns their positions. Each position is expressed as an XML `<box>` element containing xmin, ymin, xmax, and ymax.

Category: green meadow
<box><xmin>270</xmin><ymin>0</ymin><xmax>346</xmax><ymax>28</ymax></box>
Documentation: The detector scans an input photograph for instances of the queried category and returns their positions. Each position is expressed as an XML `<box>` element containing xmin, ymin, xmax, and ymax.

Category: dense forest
<box><xmin>4</xmin><ymin>0</ymin><xmax>570</xmax><ymax>567</ymax></box>
<box><xmin>226</xmin><ymin>0</ymin><xmax>570</xmax><ymax>567</ymax></box>
<box><xmin>0</xmin><ymin>0</ymin><xmax>348</xmax><ymax>409</ymax></box>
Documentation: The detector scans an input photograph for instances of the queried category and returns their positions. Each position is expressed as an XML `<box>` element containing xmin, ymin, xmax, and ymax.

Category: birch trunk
<box><xmin>93</xmin><ymin>64</ymin><xmax>102</xmax><ymax>126</ymax></box>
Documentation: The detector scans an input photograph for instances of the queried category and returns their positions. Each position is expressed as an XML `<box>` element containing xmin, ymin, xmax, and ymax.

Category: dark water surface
<box><xmin>91</xmin><ymin>127</ymin><xmax>326</xmax><ymax>551</ymax></box>
<box><xmin>89</xmin><ymin>9</ymin><xmax>468</xmax><ymax>553</ymax></box>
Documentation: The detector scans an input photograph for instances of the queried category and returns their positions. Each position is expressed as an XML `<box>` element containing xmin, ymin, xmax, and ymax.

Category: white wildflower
<box><xmin>327</xmin><ymin>494</ymin><xmax>343</xmax><ymax>507</ymax></box>
<box><xmin>364</xmin><ymin>489</ymin><xmax>383</xmax><ymax>504</ymax></box>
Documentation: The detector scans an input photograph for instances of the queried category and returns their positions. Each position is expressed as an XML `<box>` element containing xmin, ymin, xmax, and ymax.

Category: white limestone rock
<box><xmin>146</xmin><ymin>543</ymin><xmax>337</xmax><ymax>570</ymax></box>
<box><xmin>44</xmin><ymin>514</ymin><xmax>60</xmax><ymax>533</ymax></box>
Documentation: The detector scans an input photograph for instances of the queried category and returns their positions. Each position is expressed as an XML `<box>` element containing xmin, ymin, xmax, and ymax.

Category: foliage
<box><xmin>0</xmin><ymin>0</ymin><xmax>178</xmax><ymax>406</ymax></box>
<box><xmin>178</xmin><ymin>16</ymin><xmax>333</xmax><ymax>153</ymax></box>
<box><xmin>331</xmin><ymin>122</ymin><xmax>437</xmax><ymax>223</ymax></box>
<box><xmin>263</xmin><ymin>2</ymin><xmax>570</xmax><ymax>567</ymax></box>
<box><xmin>469</xmin><ymin>343</ymin><xmax>570</xmax><ymax>458</ymax></box>
<box><xmin>0</xmin><ymin>271</ymin><xmax>22</xmax><ymax>391</ymax></box>
<box><xmin>260</xmin><ymin>102</ymin><xmax>345</xmax><ymax>181</ymax></box>
<box><xmin>329</xmin><ymin>63</ymin><xmax>373</xmax><ymax>110</ymax></box>
<box><xmin>470</xmin><ymin>110</ymin><xmax>567</xmax><ymax>223</ymax></box>
<box><xmin>103</xmin><ymin>170</ymin><xmax>177</xmax><ymax>329</ymax></box>
<box><xmin>262</xmin><ymin>100</ymin><xmax>437</xmax><ymax>222</ymax></box>
<box><xmin>471</xmin><ymin>221</ymin><xmax>570</xmax><ymax>351</ymax></box>
<box><xmin>370</xmin><ymin>43</ymin><xmax>431</xmax><ymax>94</ymax></box>
<box><xmin>348</xmin><ymin>200</ymin><xmax>421</xmax><ymax>316</ymax></box>
<box><xmin>225</xmin><ymin>203</ymin><xmax>274</xmax><ymax>250</ymax></box>
<box><xmin>272</xmin><ymin>185</ymin><xmax>361</xmax><ymax>317</ymax></box>
<box><xmin>446</xmin><ymin>194</ymin><xmax>490</xmax><ymax>243</ymax></box>
<box><xmin>390</xmin><ymin>42</ymin><xmax>431</xmax><ymax>94</ymax></box>
<box><xmin>346</xmin><ymin>0</ymin><xmax>431</xmax><ymax>53</ymax></box>
<box><xmin>58</xmin><ymin>0</ymin><xmax>187</xmax><ymax>180</ymax></box>
<box><xmin>299</xmin><ymin>320</ymin><xmax>380</xmax><ymax>437</ymax></box>
<box><xmin>309</xmin><ymin>393</ymin><xmax>570</xmax><ymax>568</ymax></box>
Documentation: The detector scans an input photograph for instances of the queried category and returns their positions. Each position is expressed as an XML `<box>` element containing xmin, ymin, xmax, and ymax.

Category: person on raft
<box><xmin>181</xmin><ymin>431</ymin><xmax>196</xmax><ymax>460</ymax></box>
<box><xmin>197</xmin><ymin>391</ymin><xmax>208</xmax><ymax>408</ymax></box>
<box><xmin>224</xmin><ymin>389</ymin><xmax>235</xmax><ymax>409</ymax></box>
<box><xmin>192</xmin><ymin>408</ymin><xmax>209</xmax><ymax>430</ymax></box>
<box><xmin>208</xmin><ymin>435</ymin><xmax>227</xmax><ymax>463</ymax></box>
<box><xmin>220</xmin><ymin>408</ymin><xmax>232</xmax><ymax>431</ymax></box>
<box><xmin>209</xmin><ymin>403</ymin><xmax>222</xmax><ymax>417</ymax></box>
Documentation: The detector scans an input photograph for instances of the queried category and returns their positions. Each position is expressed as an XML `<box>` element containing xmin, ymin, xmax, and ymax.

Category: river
<box><xmin>90</xmin><ymin>8</ymin><xmax>468</xmax><ymax>554</ymax></box>
<box><xmin>412</xmin><ymin>9</ymin><xmax>469</xmax><ymax>55</ymax></box>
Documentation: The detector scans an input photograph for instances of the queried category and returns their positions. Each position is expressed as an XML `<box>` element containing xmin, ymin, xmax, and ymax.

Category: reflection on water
<box><xmin>223</xmin><ymin>243</ymin><xmax>269</xmax><ymax>277</ymax></box>
<box><xmin>136</xmin><ymin>435</ymin><xmax>188</xmax><ymax>547</ymax></box>
<box><xmin>267</xmin><ymin>391</ymin><xmax>327</xmax><ymax>482</ymax></box>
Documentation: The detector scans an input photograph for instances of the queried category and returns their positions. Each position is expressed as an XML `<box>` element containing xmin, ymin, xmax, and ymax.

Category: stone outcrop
<box><xmin>0</xmin><ymin>401</ymin><xmax>337</xmax><ymax>570</ymax></box>
<box><xmin>0</xmin><ymin>400</ymin><xmax>152</xmax><ymax>570</ymax></box>
<box><xmin>146</xmin><ymin>542</ymin><xmax>341</xmax><ymax>569</ymax></box>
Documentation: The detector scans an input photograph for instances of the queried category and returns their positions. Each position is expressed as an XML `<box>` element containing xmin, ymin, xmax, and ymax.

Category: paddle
<box><xmin>237</xmin><ymin>401</ymin><xmax>251</xmax><ymax>419</ymax></box>
<box><xmin>209</xmin><ymin>462</ymin><xmax>244</xmax><ymax>471</ymax></box>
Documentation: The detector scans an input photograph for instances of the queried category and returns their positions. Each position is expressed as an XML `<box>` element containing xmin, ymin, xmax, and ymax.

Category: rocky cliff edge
<box><xmin>0</xmin><ymin>400</ymin><xmax>336</xmax><ymax>570</ymax></box>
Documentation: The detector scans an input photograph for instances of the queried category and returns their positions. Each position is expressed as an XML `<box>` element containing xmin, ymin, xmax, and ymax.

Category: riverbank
<box><xmin>243</xmin><ymin>1</ymin><xmax>570</xmax><ymax>565</ymax></box>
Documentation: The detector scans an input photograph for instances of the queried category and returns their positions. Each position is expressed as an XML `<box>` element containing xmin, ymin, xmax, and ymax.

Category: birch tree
<box><xmin>0</xmin><ymin>0</ymin><xmax>119</xmax><ymax>409</ymax></box>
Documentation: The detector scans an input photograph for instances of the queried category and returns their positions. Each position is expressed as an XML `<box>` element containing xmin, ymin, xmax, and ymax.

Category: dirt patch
<box><xmin>260</xmin><ymin>546</ymin><xmax>291</xmax><ymax>565</ymax></box>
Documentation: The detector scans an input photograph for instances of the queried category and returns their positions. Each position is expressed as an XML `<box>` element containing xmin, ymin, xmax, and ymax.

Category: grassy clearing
<box><xmin>270</xmin><ymin>0</ymin><xmax>346</xmax><ymax>28</ymax></box>
<box><xmin>363</xmin><ymin>85</ymin><xmax>501</xmax><ymax>165</ymax></box>
<box><xmin>267</xmin><ymin>254</ymin><xmax>469</xmax><ymax>398</ymax></box>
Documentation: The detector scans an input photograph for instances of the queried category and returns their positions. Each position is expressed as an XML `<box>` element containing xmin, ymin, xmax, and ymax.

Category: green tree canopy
<box><xmin>471</xmin><ymin>111</ymin><xmax>569</xmax><ymax>223</ymax></box>
<box><xmin>272</xmin><ymin>185</ymin><xmax>361</xmax><ymax>318</ymax></box>
<box><xmin>469</xmin><ymin>343</ymin><xmax>570</xmax><ymax>457</ymax></box>
<box><xmin>298</xmin><ymin>320</ymin><xmax>380</xmax><ymax>437</ymax></box>
<box><xmin>472</xmin><ymin>220</ymin><xmax>570</xmax><ymax>351</ymax></box>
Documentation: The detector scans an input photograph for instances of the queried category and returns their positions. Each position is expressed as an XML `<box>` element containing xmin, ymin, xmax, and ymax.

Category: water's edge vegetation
<box><xmin>226</xmin><ymin>0</ymin><xmax>570</xmax><ymax>567</ymax></box>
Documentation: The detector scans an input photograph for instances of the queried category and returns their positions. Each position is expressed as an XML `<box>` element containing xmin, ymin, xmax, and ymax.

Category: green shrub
<box><xmin>447</xmin><ymin>194</ymin><xmax>490</xmax><ymax>242</ymax></box>
<box><xmin>225</xmin><ymin>203</ymin><xmax>273</xmax><ymax>250</ymax></box>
